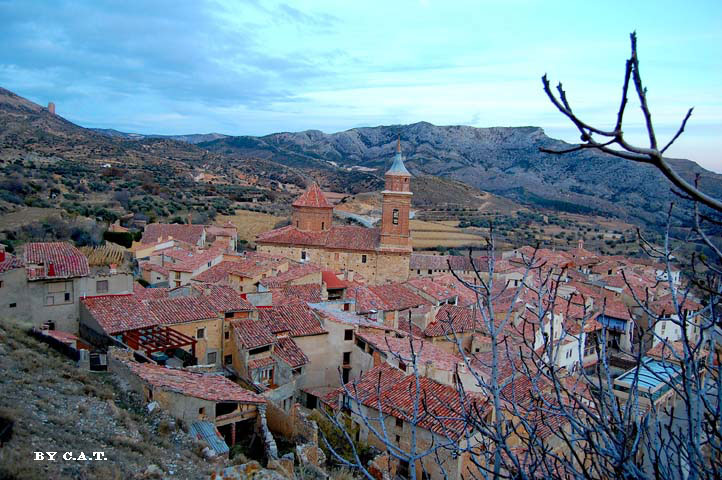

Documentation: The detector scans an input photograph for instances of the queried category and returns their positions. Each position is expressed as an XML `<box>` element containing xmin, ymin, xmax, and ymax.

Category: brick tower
<box><xmin>291</xmin><ymin>182</ymin><xmax>333</xmax><ymax>232</ymax></box>
<box><xmin>380</xmin><ymin>139</ymin><xmax>412</xmax><ymax>251</ymax></box>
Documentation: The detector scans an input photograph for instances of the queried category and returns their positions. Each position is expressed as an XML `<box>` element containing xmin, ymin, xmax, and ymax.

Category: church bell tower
<box><xmin>379</xmin><ymin>139</ymin><xmax>412</xmax><ymax>251</ymax></box>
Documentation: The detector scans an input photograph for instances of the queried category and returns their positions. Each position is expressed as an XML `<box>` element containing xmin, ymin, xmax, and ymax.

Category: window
<box><xmin>9</xmin><ymin>303</ymin><xmax>16</xmax><ymax>308</ymax></box>
<box><xmin>342</xmin><ymin>368</ymin><xmax>350</xmax><ymax>383</ymax></box>
<box><xmin>395</xmin><ymin>418</ymin><xmax>403</xmax><ymax>428</ymax></box>
<box><xmin>344</xmin><ymin>329</ymin><xmax>353</xmax><ymax>341</ymax></box>
<box><xmin>301</xmin><ymin>251</ymin><xmax>307</xmax><ymax>261</ymax></box>
<box><xmin>175</xmin><ymin>271</ymin><xmax>181</xmax><ymax>279</ymax></box>
<box><xmin>225</xmin><ymin>312</ymin><xmax>233</xmax><ymax>319</ymax></box>
<box><xmin>224</xmin><ymin>330</ymin><xmax>230</xmax><ymax>340</ymax></box>
<box><xmin>343</xmin><ymin>352</ymin><xmax>351</xmax><ymax>365</ymax></box>
<box><xmin>198</xmin><ymin>407</ymin><xmax>205</xmax><ymax>416</ymax></box>
<box><xmin>64</xmin><ymin>292</ymin><xmax>71</xmax><ymax>302</ymax></box>
<box><xmin>0</xmin><ymin>280</ymin><xmax>3</xmax><ymax>288</ymax></box>
<box><xmin>296</xmin><ymin>221</ymin><xmax>299</xmax><ymax>227</ymax></box>
<box><xmin>428</xmin><ymin>269</ymin><xmax>432</xmax><ymax>275</ymax></box>
<box><xmin>197</xmin><ymin>328</ymin><xmax>205</xmax><ymax>339</ymax></box>
<box><xmin>392</xmin><ymin>209</ymin><xmax>399</xmax><ymax>225</ymax></box>
<box><xmin>207</xmin><ymin>352</ymin><xmax>217</xmax><ymax>364</ymax></box>
<box><xmin>361</xmin><ymin>254</ymin><xmax>367</xmax><ymax>264</ymax></box>
<box><xmin>207</xmin><ymin>261</ymin><xmax>212</xmax><ymax>268</ymax></box>
<box><xmin>334</xmin><ymin>252</ymin><xmax>339</xmax><ymax>260</ymax></box>
<box><xmin>224</xmin><ymin>355</ymin><xmax>233</xmax><ymax>365</ymax></box>
<box><xmin>321</xmin><ymin>222</ymin><xmax>325</xmax><ymax>230</ymax></box>
<box><xmin>395</xmin><ymin>434</ymin><xmax>401</xmax><ymax>444</ymax></box>
<box><xmin>249</xmin><ymin>345</ymin><xmax>271</xmax><ymax>355</ymax></box>
<box><xmin>46</xmin><ymin>296</ymin><xmax>54</xmax><ymax>306</ymax></box>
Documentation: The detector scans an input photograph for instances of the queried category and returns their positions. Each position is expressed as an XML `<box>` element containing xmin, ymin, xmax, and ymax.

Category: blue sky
<box><xmin>1</xmin><ymin>0</ymin><xmax>721</xmax><ymax>171</ymax></box>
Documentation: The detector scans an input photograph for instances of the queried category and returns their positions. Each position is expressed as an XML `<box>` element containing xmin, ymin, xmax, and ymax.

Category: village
<box><xmin>0</xmin><ymin>145</ymin><xmax>711</xmax><ymax>479</ymax></box>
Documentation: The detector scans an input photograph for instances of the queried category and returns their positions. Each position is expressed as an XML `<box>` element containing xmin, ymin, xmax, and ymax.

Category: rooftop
<box><xmin>125</xmin><ymin>360</ymin><xmax>264</xmax><ymax>403</ymax></box>
<box><xmin>292</xmin><ymin>183</ymin><xmax>333</xmax><ymax>208</ymax></box>
<box><xmin>24</xmin><ymin>242</ymin><xmax>90</xmax><ymax>280</ymax></box>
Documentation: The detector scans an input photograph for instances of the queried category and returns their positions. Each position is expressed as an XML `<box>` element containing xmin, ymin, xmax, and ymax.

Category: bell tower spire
<box><xmin>380</xmin><ymin>138</ymin><xmax>412</xmax><ymax>251</ymax></box>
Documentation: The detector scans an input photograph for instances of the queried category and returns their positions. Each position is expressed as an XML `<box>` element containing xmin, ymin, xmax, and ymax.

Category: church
<box><xmin>256</xmin><ymin>141</ymin><xmax>413</xmax><ymax>284</ymax></box>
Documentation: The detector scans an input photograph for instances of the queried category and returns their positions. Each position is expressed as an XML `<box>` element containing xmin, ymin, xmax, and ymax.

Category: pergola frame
<box><xmin>122</xmin><ymin>325</ymin><xmax>196</xmax><ymax>358</ymax></box>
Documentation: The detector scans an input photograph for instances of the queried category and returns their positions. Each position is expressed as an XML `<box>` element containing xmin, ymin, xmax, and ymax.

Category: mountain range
<box><xmin>3</xmin><ymin>85</ymin><xmax>720</xmax><ymax>229</ymax></box>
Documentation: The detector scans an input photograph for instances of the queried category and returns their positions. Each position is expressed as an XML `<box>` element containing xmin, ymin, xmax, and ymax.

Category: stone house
<box><xmin>1</xmin><ymin>242</ymin><xmax>133</xmax><ymax>332</ymax></box>
<box><xmin>109</xmin><ymin>351</ymin><xmax>265</xmax><ymax>447</ymax></box>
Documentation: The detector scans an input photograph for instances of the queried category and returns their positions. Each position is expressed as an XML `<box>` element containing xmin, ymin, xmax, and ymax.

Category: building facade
<box><xmin>256</xmin><ymin>141</ymin><xmax>413</xmax><ymax>284</ymax></box>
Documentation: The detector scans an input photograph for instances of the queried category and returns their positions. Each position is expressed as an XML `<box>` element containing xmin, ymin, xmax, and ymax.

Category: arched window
<box><xmin>392</xmin><ymin>209</ymin><xmax>399</xmax><ymax>225</ymax></box>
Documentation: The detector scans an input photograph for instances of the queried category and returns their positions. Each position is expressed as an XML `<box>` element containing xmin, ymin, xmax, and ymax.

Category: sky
<box><xmin>1</xmin><ymin>0</ymin><xmax>721</xmax><ymax>171</ymax></box>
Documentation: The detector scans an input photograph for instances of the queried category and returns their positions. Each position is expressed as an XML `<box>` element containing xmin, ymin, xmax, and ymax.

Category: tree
<box><xmin>318</xmin><ymin>34</ymin><xmax>721</xmax><ymax>480</ymax></box>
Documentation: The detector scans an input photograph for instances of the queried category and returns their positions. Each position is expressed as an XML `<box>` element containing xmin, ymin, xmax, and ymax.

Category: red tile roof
<box><xmin>260</xmin><ymin>263</ymin><xmax>321</xmax><ymax>288</ymax></box>
<box><xmin>232</xmin><ymin>319</ymin><xmax>277</xmax><ymax>349</ymax></box>
<box><xmin>257</xmin><ymin>303</ymin><xmax>326</xmax><ymax>337</ymax></box>
<box><xmin>193</xmin><ymin>284</ymin><xmax>255</xmax><ymax>312</ymax></box>
<box><xmin>357</xmin><ymin>332</ymin><xmax>461</xmax><ymax>372</ymax></box>
<box><xmin>406</xmin><ymin>274</ymin><xmax>479</xmax><ymax>307</ymax></box>
<box><xmin>424</xmin><ymin>305</ymin><xmax>479</xmax><ymax>337</ymax></box>
<box><xmin>169</xmin><ymin>247</ymin><xmax>224</xmax><ymax>273</ymax></box>
<box><xmin>351</xmin><ymin>283</ymin><xmax>429</xmax><ymax>313</ymax></box>
<box><xmin>132</xmin><ymin>283</ymin><xmax>170</xmax><ymax>300</ymax></box>
<box><xmin>125</xmin><ymin>360</ymin><xmax>264</xmax><ymax>403</ymax></box>
<box><xmin>140</xmin><ymin>262</ymin><xmax>169</xmax><ymax>276</ymax></box>
<box><xmin>0</xmin><ymin>253</ymin><xmax>24</xmax><ymax>274</ymax></box>
<box><xmin>409</xmin><ymin>254</ymin><xmax>488</xmax><ymax>272</ymax></box>
<box><xmin>191</xmin><ymin>261</ymin><xmax>246</xmax><ymax>283</ymax></box>
<box><xmin>82</xmin><ymin>295</ymin><xmax>158</xmax><ymax>335</ymax></box>
<box><xmin>146</xmin><ymin>297</ymin><xmax>218</xmax><ymax>324</ymax></box>
<box><xmin>274</xmin><ymin>337</ymin><xmax>309</xmax><ymax>368</ymax></box>
<box><xmin>271</xmin><ymin>284</ymin><xmax>322</xmax><ymax>304</ymax></box>
<box><xmin>141</xmin><ymin>223</ymin><xmax>205</xmax><ymax>246</ymax></box>
<box><xmin>24</xmin><ymin>242</ymin><xmax>89</xmax><ymax>280</ymax></box>
<box><xmin>322</xmin><ymin>271</ymin><xmax>349</xmax><ymax>289</ymax></box>
<box><xmin>292</xmin><ymin>183</ymin><xmax>332</xmax><ymax>208</ymax></box>
<box><xmin>342</xmin><ymin>365</ymin><xmax>488</xmax><ymax>436</ymax></box>
<box><xmin>247</xmin><ymin>356</ymin><xmax>275</xmax><ymax>370</ymax></box>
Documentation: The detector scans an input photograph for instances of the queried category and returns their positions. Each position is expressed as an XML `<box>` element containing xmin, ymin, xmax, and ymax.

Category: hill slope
<box><xmin>199</xmin><ymin>122</ymin><xmax>722</xmax><ymax>226</ymax></box>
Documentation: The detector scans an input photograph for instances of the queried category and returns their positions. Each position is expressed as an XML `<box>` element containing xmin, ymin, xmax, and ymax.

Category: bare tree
<box><xmin>316</xmin><ymin>34</ymin><xmax>721</xmax><ymax>480</ymax></box>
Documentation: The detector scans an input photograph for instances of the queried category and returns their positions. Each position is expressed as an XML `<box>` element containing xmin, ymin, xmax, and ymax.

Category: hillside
<box><xmin>199</xmin><ymin>122</ymin><xmax>722</xmax><ymax>227</ymax></box>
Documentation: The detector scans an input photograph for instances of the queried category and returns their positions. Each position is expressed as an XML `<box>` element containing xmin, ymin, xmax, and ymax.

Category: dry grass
<box><xmin>80</xmin><ymin>243</ymin><xmax>126</xmax><ymax>266</ymax></box>
<box><xmin>410</xmin><ymin>219</ymin><xmax>486</xmax><ymax>249</ymax></box>
<box><xmin>0</xmin><ymin>207</ymin><xmax>62</xmax><ymax>230</ymax></box>
<box><xmin>218</xmin><ymin>209</ymin><xmax>283</xmax><ymax>244</ymax></box>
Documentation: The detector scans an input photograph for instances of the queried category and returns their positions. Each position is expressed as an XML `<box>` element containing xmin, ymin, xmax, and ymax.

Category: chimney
<box><xmin>0</xmin><ymin>244</ymin><xmax>5</xmax><ymax>262</ymax></box>
<box><xmin>47</xmin><ymin>262</ymin><xmax>56</xmax><ymax>277</ymax></box>
<box><xmin>578</xmin><ymin>238</ymin><xmax>584</xmax><ymax>250</ymax></box>
<box><xmin>48</xmin><ymin>102</ymin><xmax>55</xmax><ymax>115</ymax></box>
<box><xmin>109</xmin><ymin>263</ymin><xmax>117</xmax><ymax>274</ymax></box>
<box><xmin>187</xmin><ymin>214</ymin><xmax>192</xmax><ymax>225</ymax></box>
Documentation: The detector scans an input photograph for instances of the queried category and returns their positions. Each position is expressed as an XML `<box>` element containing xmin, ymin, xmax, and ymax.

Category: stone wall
<box><xmin>265</xmin><ymin>401</ymin><xmax>318</xmax><ymax>446</ymax></box>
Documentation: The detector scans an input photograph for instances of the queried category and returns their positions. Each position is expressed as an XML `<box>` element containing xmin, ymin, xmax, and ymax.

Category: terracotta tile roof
<box><xmin>357</xmin><ymin>332</ymin><xmax>461</xmax><ymax>372</ymax></box>
<box><xmin>260</xmin><ymin>263</ymin><xmax>321</xmax><ymax>288</ymax></box>
<box><xmin>256</xmin><ymin>225</ymin><xmax>380</xmax><ymax>252</ymax></box>
<box><xmin>325</xmin><ymin>226</ymin><xmax>379</xmax><ymax>251</ymax></box>
<box><xmin>324</xmin><ymin>363</ymin><xmax>404</xmax><ymax>410</ymax></box>
<box><xmin>140</xmin><ymin>262</ymin><xmax>169</xmax><ymax>276</ymax></box>
<box><xmin>132</xmin><ymin>283</ymin><xmax>169</xmax><ymax>300</ymax></box>
<box><xmin>125</xmin><ymin>360</ymin><xmax>264</xmax><ymax>403</ymax></box>
<box><xmin>322</xmin><ymin>271</ymin><xmax>349</xmax><ymax>289</ymax></box>
<box><xmin>0</xmin><ymin>253</ymin><xmax>24</xmax><ymax>274</ymax></box>
<box><xmin>292</xmin><ymin>183</ymin><xmax>332</xmax><ymax>208</ymax></box>
<box><xmin>24</xmin><ymin>242</ymin><xmax>90</xmax><ymax>280</ymax></box>
<box><xmin>271</xmin><ymin>284</ymin><xmax>323</xmax><ymax>304</ymax></box>
<box><xmin>157</xmin><ymin>247</ymin><xmax>195</xmax><ymax>262</ymax></box>
<box><xmin>405</xmin><ymin>275</ymin><xmax>474</xmax><ymax>305</ymax></box>
<box><xmin>191</xmin><ymin>261</ymin><xmax>246</xmax><ymax>283</ymax></box>
<box><xmin>141</xmin><ymin>223</ymin><xmax>205</xmax><ymax>246</ymax></box>
<box><xmin>232</xmin><ymin>319</ymin><xmax>277</xmax><ymax>349</ymax></box>
<box><xmin>256</xmin><ymin>225</ymin><xmax>327</xmax><ymax>246</ymax></box>
<box><xmin>350</xmin><ymin>283</ymin><xmax>429</xmax><ymax>313</ymax></box>
<box><xmin>82</xmin><ymin>295</ymin><xmax>158</xmax><ymax>335</ymax></box>
<box><xmin>346</xmin><ymin>365</ymin><xmax>488</xmax><ymax>436</ymax></box>
<box><xmin>146</xmin><ymin>297</ymin><xmax>218</xmax><ymax>324</ymax></box>
<box><xmin>647</xmin><ymin>340</ymin><xmax>708</xmax><ymax>363</ymax></box>
<box><xmin>274</xmin><ymin>336</ymin><xmax>309</xmax><ymax>368</ymax></box>
<box><xmin>169</xmin><ymin>248</ymin><xmax>224</xmax><ymax>273</ymax></box>
<box><xmin>424</xmin><ymin>305</ymin><xmax>479</xmax><ymax>337</ymax></box>
<box><xmin>193</xmin><ymin>284</ymin><xmax>255</xmax><ymax>312</ymax></box>
<box><xmin>600</xmin><ymin>299</ymin><xmax>633</xmax><ymax>322</ymax></box>
<box><xmin>247</xmin><ymin>356</ymin><xmax>275</xmax><ymax>370</ymax></box>
<box><xmin>649</xmin><ymin>294</ymin><xmax>702</xmax><ymax>317</ymax></box>
<box><xmin>257</xmin><ymin>303</ymin><xmax>326</xmax><ymax>337</ymax></box>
